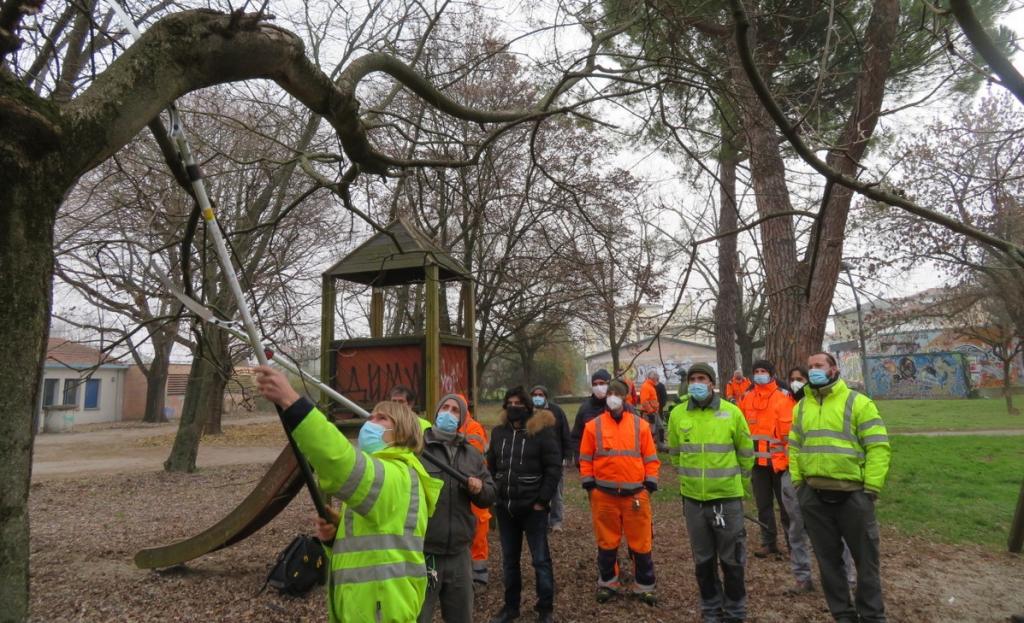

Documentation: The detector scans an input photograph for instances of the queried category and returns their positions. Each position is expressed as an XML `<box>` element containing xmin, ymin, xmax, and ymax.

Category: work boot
<box><xmin>635</xmin><ymin>590</ymin><xmax>657</xmax><ymax>606</ymax></box>
<box><xmin>596</xmin><ymin>586</ymin><xmax>617</xmax><ymax>603</ymax></box>
<box><xmin>489</xmin><ymin>609</ymin><xmax>519</xmax><ymax>623</ymax></box>
<box><xmin>784</xmin><ymin>579</ymin><xmax>815</xmax><ymax>595</ymax></box>
<box><xmin>536</xmin><ymin>611</ymin><xmax>554</xmax><ymax>623</ymax></box>
<box><xmin>754</xmin><ymin>544</ymin><xmax>780</xmax><ymax>558</ymax></box>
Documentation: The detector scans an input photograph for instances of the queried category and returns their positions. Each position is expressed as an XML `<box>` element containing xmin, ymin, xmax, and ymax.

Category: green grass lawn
<box><xmin>877</xmin><ymin>398</ymin><xmax>1024</xmax><ymax>432</ymax></box>
<box><xmin>875</xmin><ymin>435</ymin><xmax>1024</xmax><ymax>548</ymax></box>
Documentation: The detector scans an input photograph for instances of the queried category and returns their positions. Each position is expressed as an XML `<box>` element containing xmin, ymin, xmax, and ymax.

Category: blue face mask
<box><xmin>531</xmin><ymin>395</ymin><xmax>546</xmax><ymax>407</ymax></box>
<box><xmin>435</xmin><ymin>411</ymin><xmax>460</xmax><ymax>433</ymax></box>
<box><xmin>358</xmin><ymin>421</ymin><xmax>391</xmax><ymax>453</ymax></box>
<box><xmin>753</xmin><ymin>373</ymin><xmax>771</xmax><ymax>385</ymax></box>
<box><xmin>689</xmin><ymin>382</ymin><xmax>710</xmax><ymax>401</ymax></box>
<box><xmin>808</xmin><ymin>369</ymin><xmax>831</xmax><ymax>386</ymax></box>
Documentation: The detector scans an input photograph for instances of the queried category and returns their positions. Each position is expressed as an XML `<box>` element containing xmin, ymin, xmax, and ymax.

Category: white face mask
<box><xmin>790</xmin><ymin>380</ymin><xmax>805</xmax><ymax>394</ymax></box>
<box><xmin>592</xmin><ymin>384</ymin><xmax>608</xmax><ymax>399</ymax></box>
<box><xmin>606</xmin><ymin>395</ymin><xmax>624</xmax><ymax>411</ymax></box>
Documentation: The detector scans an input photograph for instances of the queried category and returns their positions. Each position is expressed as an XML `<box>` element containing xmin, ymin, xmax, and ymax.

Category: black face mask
<box><xmin>506</xmin><ymin>405</ymin><xmax>529</xmax><ymax>423</ymax></box>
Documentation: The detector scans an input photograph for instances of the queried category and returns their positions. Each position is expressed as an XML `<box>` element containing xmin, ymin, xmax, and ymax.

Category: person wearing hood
<box><xmin>737</xmin><ymin>359</ymin><xmax>795</xmax><ymax>558</ymax></box>
<box><xmin>790</xmin><ymin>353</ymin><xmax>891</xmax><ymax>623</ymax></box>
<box><xmin>571</xmin><ymin>369</ymin><xmax>612</xmax><ymax>463</ymax></box>
<box><xmin>667</xmin><ymin>363</ymin><xmax>753</xmax><ymax>623</ymax></box>
<box><xmin>419</xmin><ymin>394</ymin><xmax>496</xmax><ymax>623</ymax></box>
<box><xmin>579</xmin><ymin>380</ymin><xmax>660</xmax><ymax>606</ymax></box>
<box><xmin>486</xmin><ymin>386</ymin><xmax>562</xmax><ymax>623</ymax></box>
<box><xmin>254</xmin><ymin>366</ymin><xmax>442</xmax><ymax>623</ymax></box>
<box><xmin>530</xmin><ymin>385</ymin><xmax>572</xmax><ymax>532</ymax></box>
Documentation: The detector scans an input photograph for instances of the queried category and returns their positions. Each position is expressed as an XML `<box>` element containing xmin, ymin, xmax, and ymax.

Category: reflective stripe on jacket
<box><xmin>579</xmin><ymin>410</ymin><xmax>660</xmax><ymax>493</ymax></box>
<box><xmin>737</xmin><ymin>380</ymin><xmax>795</xmax><ymax>470</ymax></box>
<box><xmin>289</xmin><ymin>402</ymin><xmax>443</xmax><ymax>623</ymax></box>
<box><xmin>788</xmin><ymin>379</ymin><xmax>891</xmax><ymax>493</ymax></box>
<box><xmin>667</xmin><ymin>395</ymin><xmax>753</xmax><ymax>501</ymax></box>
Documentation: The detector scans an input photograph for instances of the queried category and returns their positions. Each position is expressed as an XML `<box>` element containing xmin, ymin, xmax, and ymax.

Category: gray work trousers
<box><xmin>419</xmin><ymin>548</ymin><xmax>474</xmax><ymax>623</ymax></box>
<box><xmin>781</xmin><ymin>473</ymin><xmax>856</xmax><ymax>585</ymax></box>
<box><xmin>798</xmin><ymin>486</ymin><xmax>886</xmax><ymax>623</ymax></box>
<box><xmin>779</xmin><ymin>471</ymin><xmax>813</xmax><ymax>583</ymax></box>
<box><xmin>683</xmin><ymin>498</ymin><xmax>747</xmax><ymax>622</ymax></box>
<box><xmin>550</xmin><ymin>471</ymin><xmax>565</xmax><ymax>526</ymax></box>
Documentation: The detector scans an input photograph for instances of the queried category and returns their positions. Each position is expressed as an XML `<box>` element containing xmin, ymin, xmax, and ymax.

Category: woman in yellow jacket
<box><xmin>256</xmin><ymin>366</ymin><xmax>442</xmax><ymax>623</ymax></box>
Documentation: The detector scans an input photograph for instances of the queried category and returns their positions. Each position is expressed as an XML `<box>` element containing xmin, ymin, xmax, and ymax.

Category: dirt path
<box><xmin>32</xmin><ymin>413</ymin><xmax>282</xmax><ymax>481</ymax></box>
<box><xmin>27</xmin><ymin>461</ymin><xmax>1024</xmax><ymax>622</ymax></box>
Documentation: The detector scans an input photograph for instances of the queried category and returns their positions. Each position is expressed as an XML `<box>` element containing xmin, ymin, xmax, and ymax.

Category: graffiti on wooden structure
<box><xmin>864</xmin><ymin>352</ymin><xmax>970</xmax><ymax>399</ymax></box>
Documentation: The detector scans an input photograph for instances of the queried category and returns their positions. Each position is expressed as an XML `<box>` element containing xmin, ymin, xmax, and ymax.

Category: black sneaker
<box><xmin>489</xmin><ymin>610</ymin><xmax>520</xmax><ymax>623</ymax></box>
<box><xmin>596</xmin><ymin>586</ymin><xmax>617</xmax><ymax>603</ymax></box>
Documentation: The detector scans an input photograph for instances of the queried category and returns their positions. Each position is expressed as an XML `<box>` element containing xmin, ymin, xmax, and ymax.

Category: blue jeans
<box><xmin>495</xmin><ymin>504</ymin><xmax>555</xmax><ymax>614</ymax></box>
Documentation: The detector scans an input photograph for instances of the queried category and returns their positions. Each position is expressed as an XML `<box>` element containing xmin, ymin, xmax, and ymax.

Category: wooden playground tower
<box><xmin>134</xmin><ymin>218</ymin><xmax>476</xmax><ymax>568</ymax></box>
<box><xmin>320</xmin><ymin>216</ymin><xmax>478</xmax><ymax>415</ymax></box>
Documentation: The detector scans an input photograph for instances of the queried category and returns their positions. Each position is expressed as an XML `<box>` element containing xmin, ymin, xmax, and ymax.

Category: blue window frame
<box><xmin>84</xmin><ymin>378</ymin><xmax>101</xmax><ymax>410</ymax></box>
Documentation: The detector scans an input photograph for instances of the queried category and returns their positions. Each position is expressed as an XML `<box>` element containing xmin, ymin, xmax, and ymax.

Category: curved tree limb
<box><xmin>948</xmin><ymin>0</ymin><xmax>1024</xmax><ymax>107</ymax></box>
<box><xmin>728</xmin><ymin>0</ymin><xmax>1024</xmax><ymax>267</ymax></box>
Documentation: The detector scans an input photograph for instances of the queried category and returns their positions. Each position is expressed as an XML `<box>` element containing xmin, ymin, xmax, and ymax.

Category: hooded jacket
<box><xmin>421</xmin><ymin>428</ymin><xmax>496</xmax><ymax>555</ymax></box>
<box><xmin>486</xmin><ymin>407</ymin><xmax>562</xmax><ymax>514</ymax></box>
<box><xmin>530</xmin><ymin>384</ymin><xmax>572</xmax><ymax>460</ymax></box>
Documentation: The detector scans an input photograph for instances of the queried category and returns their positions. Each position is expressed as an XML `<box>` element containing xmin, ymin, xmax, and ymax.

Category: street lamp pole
<box><xmin>841</xmin><ymin>262</ymin><xmax>871</xmax><ymax>392</ymax></box>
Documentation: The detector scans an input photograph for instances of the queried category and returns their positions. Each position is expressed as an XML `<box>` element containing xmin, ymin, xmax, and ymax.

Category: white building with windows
<box><xmin>37</xmin><ymin>338</ymin><xmax>131</xmax><ymax>431</ymax></box>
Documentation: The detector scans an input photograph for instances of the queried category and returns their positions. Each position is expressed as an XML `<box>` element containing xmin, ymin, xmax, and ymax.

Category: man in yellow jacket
<box><xmin>667</xmin><ymin>363</ymin><xmax>753</xmax><ymax>623</ymax></box>
<box><xmin>789</xmin><ymin>352</ymin><xmax>891</xmax><ymax>623</ymax></box>
<box><xmin>256</xmin><ymin>366</ymin><xmax>442</xmax><ymax>623</ymax></box>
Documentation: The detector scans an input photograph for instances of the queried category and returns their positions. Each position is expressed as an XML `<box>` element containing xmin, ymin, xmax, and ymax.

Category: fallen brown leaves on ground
<box><xmin>29</xmin><ymin>463</ymin><xmax>1024</xmax><ymax>622</ymax></box>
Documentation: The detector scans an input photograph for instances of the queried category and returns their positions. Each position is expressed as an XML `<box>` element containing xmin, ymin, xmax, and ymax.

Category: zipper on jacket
<box><xmin>507</xmin><ymin>429</ymin><xmax>517</xmax><ymax>511</ymax></box>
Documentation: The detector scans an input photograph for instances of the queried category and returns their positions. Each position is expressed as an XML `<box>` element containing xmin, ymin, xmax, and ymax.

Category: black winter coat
<box><xmin>486</xmin><ymin>408</ymin><xmax>561</xmax><ymax>515</ymax></box>
<box><xmin>544</xmin><ymin>401</ymin><xmax>573</xmax><ymax>461</ymax></box>
<box><xmin>422</xmin><ymin>429</ymin><xmax>496</xmax><ymax>556</ymax></box>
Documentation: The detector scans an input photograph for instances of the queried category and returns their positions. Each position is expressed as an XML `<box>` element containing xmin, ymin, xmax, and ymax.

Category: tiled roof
<box><xmin>45</xmin><ymin>338</ymin><xmax>126</xmax><ymax>368</ymax></box>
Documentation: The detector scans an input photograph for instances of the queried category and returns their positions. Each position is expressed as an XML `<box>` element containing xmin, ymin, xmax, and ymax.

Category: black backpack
<box><xmin>262</xmin><ymin>535</ymin><xmax>327</xmax><ymax>597</ymax></box>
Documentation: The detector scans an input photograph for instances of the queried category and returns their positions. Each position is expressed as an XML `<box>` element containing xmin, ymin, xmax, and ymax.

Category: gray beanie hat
<box><xmin>530</xmin><ymin>384</ymin><xmax>549</xmax><ymax>397</ymax></box>
<box><xmin>434</xmin><ymin>393</ymin><xmax>468</xmax><ymax>424</ymax></box>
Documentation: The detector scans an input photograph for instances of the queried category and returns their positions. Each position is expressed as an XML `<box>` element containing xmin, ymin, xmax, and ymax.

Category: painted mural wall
<box><xmin>864</xmin><ymin>352</ymin><xmax>971</xmax><ymax>399</ymax></box>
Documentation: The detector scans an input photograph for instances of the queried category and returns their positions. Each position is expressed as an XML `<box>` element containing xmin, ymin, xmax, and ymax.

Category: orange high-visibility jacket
<box><xmin>737</xmin><ymin>380</ymin><xmax>795</xmax><ymax>471</ymax></box>
<box><xmin>459</xmin><ymin>414</ymin><xmax>488</xmax><ymax>454</ymax></box>
<box><xmin>624</xmin><ymin>379</ymin><xmax>639</xmax><ymax>406</ymax></box>
<box><xmin>579</xmin><ymin>410</ymin><xmax>660</xmax><ymax>493</ymax></box>
<box><xmin>639</xmin><ymin>378</ymin><xmax>660</xmax><ymax>416</ymax></box>
<box><xmin>725</xmin><ymin>377</ymin><xmax>752</xmax><ymax>402</ymax></box>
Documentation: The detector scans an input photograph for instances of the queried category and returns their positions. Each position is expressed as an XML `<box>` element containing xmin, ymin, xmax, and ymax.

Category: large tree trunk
<box><xmin>714</xmin><ymin>115</ymin><xmax>740</xmax><ymax>378</ymax></box>
<box><xmin>164</xmin><ymin>327</ymin><xmax>230</xmax><ymax>472</ymax></box>
<box><xmin>1003</xmin><ymin>355</ymin><xmax>1018</xmax><ymax>415</ymax></box>
<box><xmin>0</xmin><ymin>171</ymin><xmax>63</xmax><ymax>623</ymax></box>
<box><xmin>728</xmin><ymin>0</ymin><xmax>899</xmax><ymax>374</ymax></box>
<box><xmin>142</xmin><ymin>324</ymin><xmax>177</xmax><ymax>423</ymax></box>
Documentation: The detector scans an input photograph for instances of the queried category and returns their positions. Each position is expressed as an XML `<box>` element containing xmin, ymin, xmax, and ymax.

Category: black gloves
<box><xmin>643</xmin><ymin>481</ymin><xmax>658</xmax><ymax>493</ymax></box>
<box><xmin>582</xmin><ymin>481</ymin><xmax>596</xmax><ymax>491</ymax></box>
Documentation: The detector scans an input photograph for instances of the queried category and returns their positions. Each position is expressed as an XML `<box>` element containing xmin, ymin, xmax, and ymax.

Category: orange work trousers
<box><xmin>471</xmin><ymin>502</ymin><xmax>490</xmax><ymax>562</ymax></box>
<box><xmin>590</xmin><ymin>488</ymin><xmax>653</xmax><ymax>553</ymax></box>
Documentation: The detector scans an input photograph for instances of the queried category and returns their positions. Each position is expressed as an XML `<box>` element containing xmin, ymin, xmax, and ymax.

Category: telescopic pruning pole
<box><xmin>108</xmin><ymin>1</ymin><xmax>328</xmax><ymax>520</ymax></box>
<box><xmin>157</xmin><ymin>277</ymin><xmax>472</xmax><ymax>487</ymax></box>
